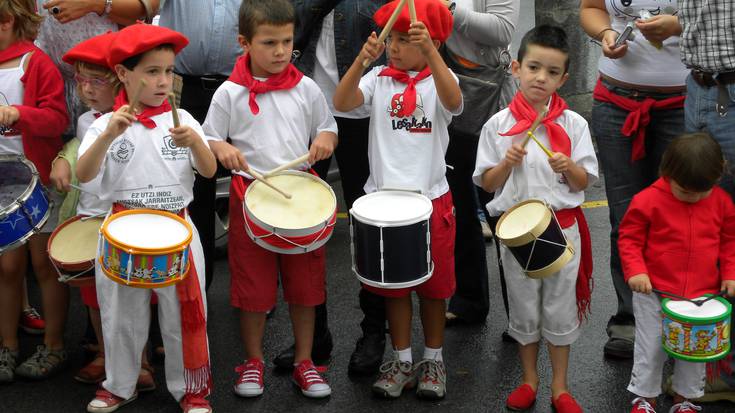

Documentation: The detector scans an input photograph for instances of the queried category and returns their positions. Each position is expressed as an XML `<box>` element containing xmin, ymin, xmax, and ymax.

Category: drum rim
<box><xmin>47</xmin><ymin>214</ymin><xmax>103</xmax><ymax>270</ymax></box>
<box><xmin>101</xmin><ymin>209</ymin><xmax>193</xmax><ymax>254</ymax></box>
<box><xmin>661</xmin><ymin>296</ymin><xmax>732</xmax><ymax>323</ymax></box>
<box><xmin>349</xmin><ymin>190</ymin><xmax>433</xmax><ymax>227</ymax></box>
<box><xmin>0</xmin><ymin>155</ymin><xmax>40</xmax><ymax>219</ymax></box>
<box><xmin>353</xmin><ymin>263</ymin><xmax>434</xmax><ymax>289</ymax></box>
<box><xmin>0</xmin><ymin>204</ymin><xmax>51</xmax><ymax>254</ymax></box>
<box><xmin>495</xmin><ymin>199</ymin><xmax>553</xmax><ymax>247</ymax></box>
<box><xmin>243</xmin><ymin>170</ymin><xmax>337</xmax><ymax>235</ymax></box>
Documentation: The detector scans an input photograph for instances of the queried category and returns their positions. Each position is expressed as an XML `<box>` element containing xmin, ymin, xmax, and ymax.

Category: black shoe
<box><xmin>348</xmin><ymin>332</ymin><xmax>385</xmax><ymax>376</ymax></box>
<box><xmin>501</xmin><ymin>329</ymin><xmax>517</xmax><ymax>343</ymax></box>
<box><xmin>603</xmin><ymin>337</ymin><xmax>634</xmax><ymax>359</ymax></box>
<box><xmin>273</xmin><ymin>329</ymin><xmax>333</xmax><ymax>369</ymax></box>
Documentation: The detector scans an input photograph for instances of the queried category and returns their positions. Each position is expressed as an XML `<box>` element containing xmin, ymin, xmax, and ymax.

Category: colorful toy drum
<box><xmin>495</xmin><ymin>199</ymin><xmax>574</xmax><ymax>279</ymax></box>
<box><xmin>100</xmin><ymin>209</ymin><xmax>192</xmax><ymax>288</ymax></box>
<box><xmin>349</xmin><ymin>190</ymin><xmax>433</xmax><ymax>289</ymax></box>
<box><xmin>243</xmin><ymin>170</ymin><xmax>337</xmax><ymax>254</ymax></box>
<box><xmin>661</xmin><ymin>296</ymin><xmax>731</xmax><ymax>362</ymax></box>
<box><xmin>0</xmin><ymin>155</ymin><xmax>51</xmax><ymax>253</ymax></box>
<box><xmin>48</xmin><ymin>215</ymin><xmax>105</xmax><ymax>287</ymax></box>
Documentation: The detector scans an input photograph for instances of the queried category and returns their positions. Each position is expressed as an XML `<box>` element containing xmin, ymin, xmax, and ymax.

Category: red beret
<box><xmin>373</xmin><ymin>0</ymin><xmax>453</xmax><ymax>42</ymax></box>
<box><xmin>107</xmin><ymin>23</ymin><xmax>189</xmax><ymax>67</ymax></box>
<box><xmin>62</xmin><ymin>31</ymin><xmax>117</xmax><ymax>68</ymax></box>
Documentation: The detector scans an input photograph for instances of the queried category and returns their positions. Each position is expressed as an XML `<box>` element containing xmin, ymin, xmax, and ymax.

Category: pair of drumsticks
<box><xmin>361</xmin><ymin>0</ymin><xmax>418</xmax><ymax>67</ymax></box>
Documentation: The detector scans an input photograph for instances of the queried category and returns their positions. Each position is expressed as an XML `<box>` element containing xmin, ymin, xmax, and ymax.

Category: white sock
<box><xmin>394</xmin><ymin>347</ymin><xmax>412</xmax><ymax>364</ymax></box>
<box><xmin>423</xmin><ymin>346</ymin><xmax>443</xmax><ymax>361</ymax></box>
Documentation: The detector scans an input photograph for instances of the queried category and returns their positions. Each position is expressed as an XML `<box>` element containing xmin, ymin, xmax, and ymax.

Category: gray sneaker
<box><xmin>372</xmin><ymin>359</ymin><xmax>416</xmax><ymax>398</ymax></box>
<box><xmin>15</xmin><ymin>345</ymin><xmax>68</xmax><ymax>380</ymax></box>
<box><xmin>415</xmin><ymin>359</ymin><xmax>447</xmax><ymax>399</ymax></box>
<box><xmin>0</xmin><ymin>347</ymin><xmax>19</xmax><ymax>383</ymax></box>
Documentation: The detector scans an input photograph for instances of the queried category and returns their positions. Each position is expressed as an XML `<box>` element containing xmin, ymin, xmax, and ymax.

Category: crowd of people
<box><xmin>0</xmin><ymin>0</ymin><xmax>734</xmax><ymax>412</ymax></box>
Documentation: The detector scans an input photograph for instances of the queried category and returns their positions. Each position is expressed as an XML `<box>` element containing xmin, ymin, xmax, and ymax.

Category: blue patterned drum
<box><xmin>0</xmin><ymin>155</ymin><xmax>51</xmax><ymax>253</ymax></box>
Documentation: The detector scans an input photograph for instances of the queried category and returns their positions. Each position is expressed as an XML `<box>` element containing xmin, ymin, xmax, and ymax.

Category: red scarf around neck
<box><xmin>228</xmin><ymin>54</ymin><xmax>304</xmax><ymax>115</ymax></box>
<box><xmin>500</xmin><ymin>92</ymin><xmax>571</xmax><ymax>156</ymax></box>
<box><xmin>379</xmin><ymin>65</ymin><xmax>432</xmax><ymax>117</ymax></box>
<box><xmin>112</xmin><ymin>89</ymin><xmax>171</xmax><ymax>129</ymax></box>
<box><xmin>0</xmin><ymin>41</ymin><xmax>35</xmax><ymax>63</ymax></box>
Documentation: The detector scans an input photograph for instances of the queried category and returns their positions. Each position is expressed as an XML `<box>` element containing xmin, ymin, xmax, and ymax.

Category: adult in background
<box><xmin>284</xmin><ymin>0</ymin><xmax>385</xmax><ymax>376</ymax></box>
<box><xmin>441</xmin><ymin>0</ymin><xmax>519</xmax><ymax>326</ymax></box>
<box><xmin>580</xmin><ymin>0</ymin><xmax>686</xmax><ymax>359</ymax></box>
<box><xmin>159</xmin><ymin>0</ymin><xmax>242</xmax><ymax>291</ymax></box>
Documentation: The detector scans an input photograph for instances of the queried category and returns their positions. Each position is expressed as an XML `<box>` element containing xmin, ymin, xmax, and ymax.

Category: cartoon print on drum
<box><xmin>101</xmin><ymin>235</ymin><xmax>189</xmax><ymax>287</ymax></box>
<box><xmin>662</xmin><ymin>317</ymin><xmax>731</xmax><ymax>360</ymax></box>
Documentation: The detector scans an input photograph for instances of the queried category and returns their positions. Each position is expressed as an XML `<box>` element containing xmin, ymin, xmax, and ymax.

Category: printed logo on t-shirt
<box><xmin>609</xmin><ymin>0</ymin><xmax>677</xmax><ymax>20</ymax></box>
<box><xmin>387</xmin><ymin>92</ymin><xmax>432</xmax><ymax>134</ymax></box>
<box><xmin>160</xmin><ymin>135</ymin><xmax>189</xmax><ymax>161</ymax></box>
<box><xmin>109</xmin><ymin>138</ymin><xmax>135</xmax><ymax>164</ymax></box>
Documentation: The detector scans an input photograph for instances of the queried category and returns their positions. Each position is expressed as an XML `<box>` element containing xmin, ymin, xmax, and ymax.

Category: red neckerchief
<box><xmin>0</xmin><ymin>41</ymin><xmax>35</xmax><ymax>63</ymax></box>
<box><xmin>112</xmin><ymin>89</ymin><xmax>171</xmax><ymax>129</ymax></box>
<box><xmin>228</xmin><ymin>54</ymin><xmax>304</xmax><ymax>115</ymax></box>
<box><xmin>593</xmin><ymin>79</ymin><xmax>685</xmax><ymax>162</ymax></box>
<box><xmin>378</xmin><ymin>65</ymin><xmax>432</xmax><ymax>117</ymax></box>
<box><xmin>556</xmin><ymin>208</ymin><xmax>594</xmax><ymax>322</ymax></box>
<box><xmin>500</xmin><ymin>92</ymin><xmax>571</xmax><ymax>156</ymax></box>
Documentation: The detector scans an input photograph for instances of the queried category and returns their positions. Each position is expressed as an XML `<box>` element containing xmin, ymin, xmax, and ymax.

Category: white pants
<box><xmin>501</xmin><ymin>222</ymin><xmax>581</xmax><ymax>346</ymax></box>
<box><xmin>96</xmin><ymin>215</ymin><xmax>207</xmax><ymax>401</ymax></box>
<box><xmin>627</xmin><ymin>292</ymin><xmax>706</xmax><ymax>399</ymax></box>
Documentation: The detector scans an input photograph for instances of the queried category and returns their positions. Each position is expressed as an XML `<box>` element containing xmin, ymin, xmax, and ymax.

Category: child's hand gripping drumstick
<box><xmin>263</xmin><ymin>153</ymin><xmax>310</xmax><ymax>178</ymax></box>
<box><xmin>247</xmin><ymin>168</ymin><xmax>292</xmax><ymax>199</ymax></box>
<box><xmin>362</xmin><ymin>0</ymin><xmax>407</xmax><ymax>67</ymax></box>
<box><xmin>167</xmin><ymin>92</ymin><xmax>180</xmax><ymax>128</ymax></box>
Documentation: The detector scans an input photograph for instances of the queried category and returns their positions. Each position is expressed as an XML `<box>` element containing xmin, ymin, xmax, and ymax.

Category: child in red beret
<box><xmin>0</xmin><ymin>0</ymin><xmax>69</xmax><ymax>385</ymax></box>
<box><xmin>333</xmin><ymin>0</ymin><xmax>462</xmax><ymax>400</ymax></box>
<box><xmin>76</xmin><ymin>23</ymin><xmax>216</xmax><ymax>413</ymax></box>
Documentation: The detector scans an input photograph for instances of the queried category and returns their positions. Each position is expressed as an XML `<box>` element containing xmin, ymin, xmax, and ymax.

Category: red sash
<box><xmin>556</xmin><ymin>207</ymin><xmax>593</xmax><ymax>321</ymax></box>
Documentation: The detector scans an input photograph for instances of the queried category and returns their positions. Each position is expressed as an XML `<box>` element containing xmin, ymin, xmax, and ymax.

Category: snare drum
<box><xmin>349</xmin><ymin>191</ymin><xmax>433</xmax><ymax>289</ymax></box>
<box><xmin>100</xmin><ymin>209</ymin><xmax>192</xmax><ymax>288</ymax></box>
<box><xmin>661</xmin><ymin>296</ymin><xmax>731</xmax><ymax>362</ymax></box>
<box><xmin>48</xmin><ymin>215</ymin><xmax>104</xmax><ymax>287</ymax></box>
<box><xmin>243</xmin><ymin>171</ymin><xmax>337</xmax><ymax>254</ymax></box>
<box><xmin>0</xmin><ymin>155</ymin><xmax>51</xmax><ymax>253</ymax></box>
<box><xmin>495</xmin><ymin>199</ymin><xmax>574</xmax><ymax>279</ymax></box>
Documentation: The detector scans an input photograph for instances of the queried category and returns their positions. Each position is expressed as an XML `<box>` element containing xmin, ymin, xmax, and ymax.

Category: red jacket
<box><xmin>618</xmin><ymin>178</ymin><xmax>735</xmax><ymax>299</ymax></box>
<box><xmin>8</xmin><ymin>44</ymin><xmax>68</xmax><ymax>185</ymax></box>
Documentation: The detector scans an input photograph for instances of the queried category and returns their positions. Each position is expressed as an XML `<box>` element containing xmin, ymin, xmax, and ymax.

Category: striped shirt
<box><xmin>679</xmin><ymin>0</ymin><xmax>735</xmax><ymax>72</ymax></box>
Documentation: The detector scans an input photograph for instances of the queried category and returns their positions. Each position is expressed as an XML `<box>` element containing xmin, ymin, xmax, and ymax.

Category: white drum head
<box><xmin>497</xmin><ymin>201</ymin><xmax>549</xmax><ymax>239</ymax></box>
<box><xmin>49</xmin><ymin>217</ymin><xmax>103</xmax><ymax>262</ymax></box>
<box><xmin>351</xmin><ymin>191</ymin><xmax>433</xmax><ymax>226</ymax></box>
<box><xmin>665</xmin><ymin>298</ymin><xmax>728</xmax><ymax>318</ymax></box>
<box><xmin>246</xmin><ymin>174</ymin><xmax>336</xmax><ymax>230</ymax></box>
<box><xmin>107</xmin><ymin>213</ymin><xmax>190</xmax><ymax>249</ymax></box>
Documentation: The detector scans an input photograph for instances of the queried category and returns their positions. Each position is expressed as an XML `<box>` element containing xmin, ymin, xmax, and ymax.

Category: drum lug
<box><xmin>379</xmin><ymin>226</ymin><xmax>385</xmax><ymax>284</ymax></box>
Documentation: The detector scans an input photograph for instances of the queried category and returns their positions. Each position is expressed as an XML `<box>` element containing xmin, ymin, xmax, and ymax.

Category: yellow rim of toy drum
<box><xmin>100</xmin><ymin>209</ymin><xmax>193</xmax><ymax>255</ymax></box>
<box><xmin>495</xmin><ymin>199</ymin><xmax>552</xmax><ymax>247</ymax></box>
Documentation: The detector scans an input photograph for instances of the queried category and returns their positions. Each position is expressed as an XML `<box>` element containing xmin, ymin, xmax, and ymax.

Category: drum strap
<box><xmin>556</xmin><ymin>207</ymin><xmax>594</xmax><ymax>322</ymax></box>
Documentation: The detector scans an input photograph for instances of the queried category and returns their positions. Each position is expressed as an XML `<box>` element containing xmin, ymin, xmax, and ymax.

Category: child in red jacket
<box><xmin>619</xmin><ymin>132</ymin><xmax>735</xmax><ymax>413</ymax></box>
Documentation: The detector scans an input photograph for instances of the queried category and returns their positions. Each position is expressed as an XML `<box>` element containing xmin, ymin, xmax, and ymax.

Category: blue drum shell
<box><xmin>0</xmin><ymin>181</ymin><xmax>49</xmax><ymax>251</ymax></box>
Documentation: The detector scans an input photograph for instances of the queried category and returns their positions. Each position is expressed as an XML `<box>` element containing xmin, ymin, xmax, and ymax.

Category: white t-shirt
<box><xmin>473</xmin><ymin>105</ymin><xmax>599</xmax><ymax>216</ymax></box>
<box><xmin>202</xmin><ymin>76</ymin><xmax>338</xmax><ymax>178</ymax></box>
<box><xmin>75</xmin><ymin>110</ymin><xmax>110</xmax><ymax>216</ymax></box>
<box><xmin>79</xmin><ymin>109</ymin><xmax>207</xmax><ymax>212</ymax></box>
<box><xmin>0</xmin><ymin>53</ymin><xmax>29</xmax><ymax>155</ymax></box>
<box><xmin>358</xmin><ymin>66</ymin><xmax>463</xmax><ymax>199</ymax></box>
<box><xmin>598</xmin><ymin>0</ymin><xmax>687</xmax><ymax>87</ymax></box>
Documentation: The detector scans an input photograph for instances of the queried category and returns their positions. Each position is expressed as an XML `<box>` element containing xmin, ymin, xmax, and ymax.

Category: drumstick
<box><xmin>362</xmin><ymin>0</ymin><xmax>407</xmax><ymax>67</ymax></box>
<box><xmin>264</xmin><ymin>153</ymin><xmax>310</xmax><ymax>178</ymax></box>
<box><xmin>652</xmin><ymin>288</ymin><xmax>699</xmax><ymax>304</ymax></box>
<box><xmin>247</xmin><ymin>168</ymin><xmax>292</xmax><ymax>199</ymax></box>
<box><xmin>693</xmin><ymin>291</ymin><xmax>727</xmax><ymax>307</ymax></box>
<box><xmin>529</xmin><ymin>133</ymin><xmax>554</xmax><ymax>158</ymax></box>
<box><xmin>127</xmin><ymin>79</ymin><xmax>147</xmax><ymax>115</ymax></box>
<box><xmin>521</xmin><ymin>106</ymin><xmax>548</xmax><ymax>149</ymax></box>
<box><xmin>167</xmin><ymin>93</ymin><xmax>180</xmax><ymax>128</ymax></box>
<box><xmin>408</xmin><ymin>0</ymin><xmax>417</xmax><ymax>24</ymax></box>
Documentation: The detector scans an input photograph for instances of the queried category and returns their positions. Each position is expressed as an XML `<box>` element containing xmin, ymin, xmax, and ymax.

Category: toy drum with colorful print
<box><xmin>661</xmin><ymin>296</ymin><xmax>731</xmax><ymax>362</ymax></box>
<box><xmin>243</xmin><ymin>171</ymin><xmax>337</xmax><ymax>254</ymax></box>
<box><xmin>0</xmin><ymin>155</ymin><xmax>51</xmax><ymax>253</ymax></box>
<box><xmin>48</xmin><ymin>215</ymin><xmax>104</xmax><ymax>287</ymax></box>
<box><xmin>100</xmin><ymin>209</ymin><xmax>192</xmax><ymax>288</ymax></box>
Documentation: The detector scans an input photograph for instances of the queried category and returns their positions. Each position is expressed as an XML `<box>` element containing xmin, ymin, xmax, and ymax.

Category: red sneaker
<box><xmin>669</xmin><ymin>401</ymin><xmax>701</xmax><ymax>412</ymax></box>
<box><xmin>179</xmin><ymin>394</ymin><xmax>212</xmax><ymax>413</ymax></box>
<box><xmin>20</xmin><ymin>307</ymin><xmax>45</xmax><ymax>335</ymax></box>
<box><xmin>86</xmin><ymin>389</ymin><xmax>137</xmax><ymax>413</ymax></box>
<box><xmin>506</xmin><ymin>384</ymin><xmax>537</xmax><ymax>410</ymax></box>
<box><xmin>552</xmin><ymin>393</ymin><xmax>583</xmax><ymax>413</ymax></box>
<box><xmin>233</xmin><ymin>358</ymin><xmax>264</xmax><ymax>397</ymax></box>
<box><xmin>292</xmin><ymin>359</ymin><xmax>331</xmax><ymax>398</ymax></box>
<box><xmin>630</xmin><ymin>397</ymin><xmax>657</xmax><ymax>413</ymax></box>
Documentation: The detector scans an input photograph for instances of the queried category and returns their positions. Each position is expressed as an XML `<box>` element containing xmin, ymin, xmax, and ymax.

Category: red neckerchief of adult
<box><xmin>228</xmin><ymin>53</ymin><xmax>304</xmax><ymax>115</ymax></box>
<box><xmin>378</xmin><ymin>64</ymin><xmax>432</xmax><ymax>116</ymax></box>
<box><xmin>500</xmin><ymin>91</ymin><xmax>571</xmax><ymax>156</ymax></box>
<box><xmin>0</xmin><ymin>40</ymin><xmax>35</xmax><ymax>63</ymax></box>
<box><xmin>112</xmin><ymin>88</ymin><xmax>171</xmax><ymax>129</ymax></box>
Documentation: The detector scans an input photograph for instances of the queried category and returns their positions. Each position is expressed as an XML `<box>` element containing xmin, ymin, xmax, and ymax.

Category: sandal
<box><xmin>75</xmin><ymin>353</ymin><xmax>106</xmax><ymax>384</ymax></box>
<box><xmin>0</xmin><ymin>347</ymin><xmax>19</xmax><ymax>383</ymax></box>
<box><xmin>15</xmin><ymin>345</ymin><xmax>68</xmax><ymax>380</ymax></box>
<box><xmin>136</xmin><ymin>362</ymin><xmax>156</xmax><ymax>392</ymax></box>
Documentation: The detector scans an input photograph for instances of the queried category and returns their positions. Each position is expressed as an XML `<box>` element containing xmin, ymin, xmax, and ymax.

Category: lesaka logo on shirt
<box><xmin>160</xmin><ymin>135</ymin><xmax>189</xmax><ymax>161</ymax></box>
<box><xmin>387</xmin><ymin>93</ymin><xmax>432</xmax><ymax>133</ymax></box>
<box><xmin>109</xmin><ymin>138</ymin><xmax>135</xmax><ymax>164</ymax></box>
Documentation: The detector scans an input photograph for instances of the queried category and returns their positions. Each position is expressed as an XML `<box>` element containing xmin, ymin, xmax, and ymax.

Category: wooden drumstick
<box><xmin>247</xmin><ymin>168</ymin><xmax>292</xmax><ymax>199</ymax></box>
<box><xmin>127</xmin><ymin>79</ymin><xmax>147</xmax><ymax>115</ymax></box>
<box><xmin>529</xmin><ymin>133</ymin><xmax>554</xmax><ymax>158</ymax></box>
<box><xmin>408</xmin><ymin>0</ymin><xmax>417</xmax><ymax>24</ymax></box>
<box><xmin>167</xmin><ymin>93</ymin><xmax>180</xmax><ymax>128</ymax></box>
<box><xmin>362</xmin><ymin>0</ymin><xmax>407</xmax><ymax>68</ymax></box>
<box><xmin>521</xmin><ymin>106</ymin><xmax>548</xmax><ymax>149</ymax></box>
<box><xmin>264</xmin><ymin>153</ymin><xmax>310</xmax><ymax>178</ymax></box>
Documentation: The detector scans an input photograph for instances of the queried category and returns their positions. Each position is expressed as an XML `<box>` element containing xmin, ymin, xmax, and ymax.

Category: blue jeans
<box><xmin>685</xmin><ymin>73</ymin><xmax>735</xmax><ymax>385</ymax></box>
<box><xmin>591</xmin><ymin>83</ymin><xmax>685</xmax><ymax>331</ymax></box>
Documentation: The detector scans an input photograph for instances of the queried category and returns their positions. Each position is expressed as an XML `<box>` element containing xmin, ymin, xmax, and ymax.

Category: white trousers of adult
<box><xmin>627</xmin><ymin>291</ymin><xmax>706</xmax><ymax>399</ymax></box>
<box><xmin>96</xmin><ymin>215</ymin><xmax>207</xmax><ymax>401</ymax></box>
